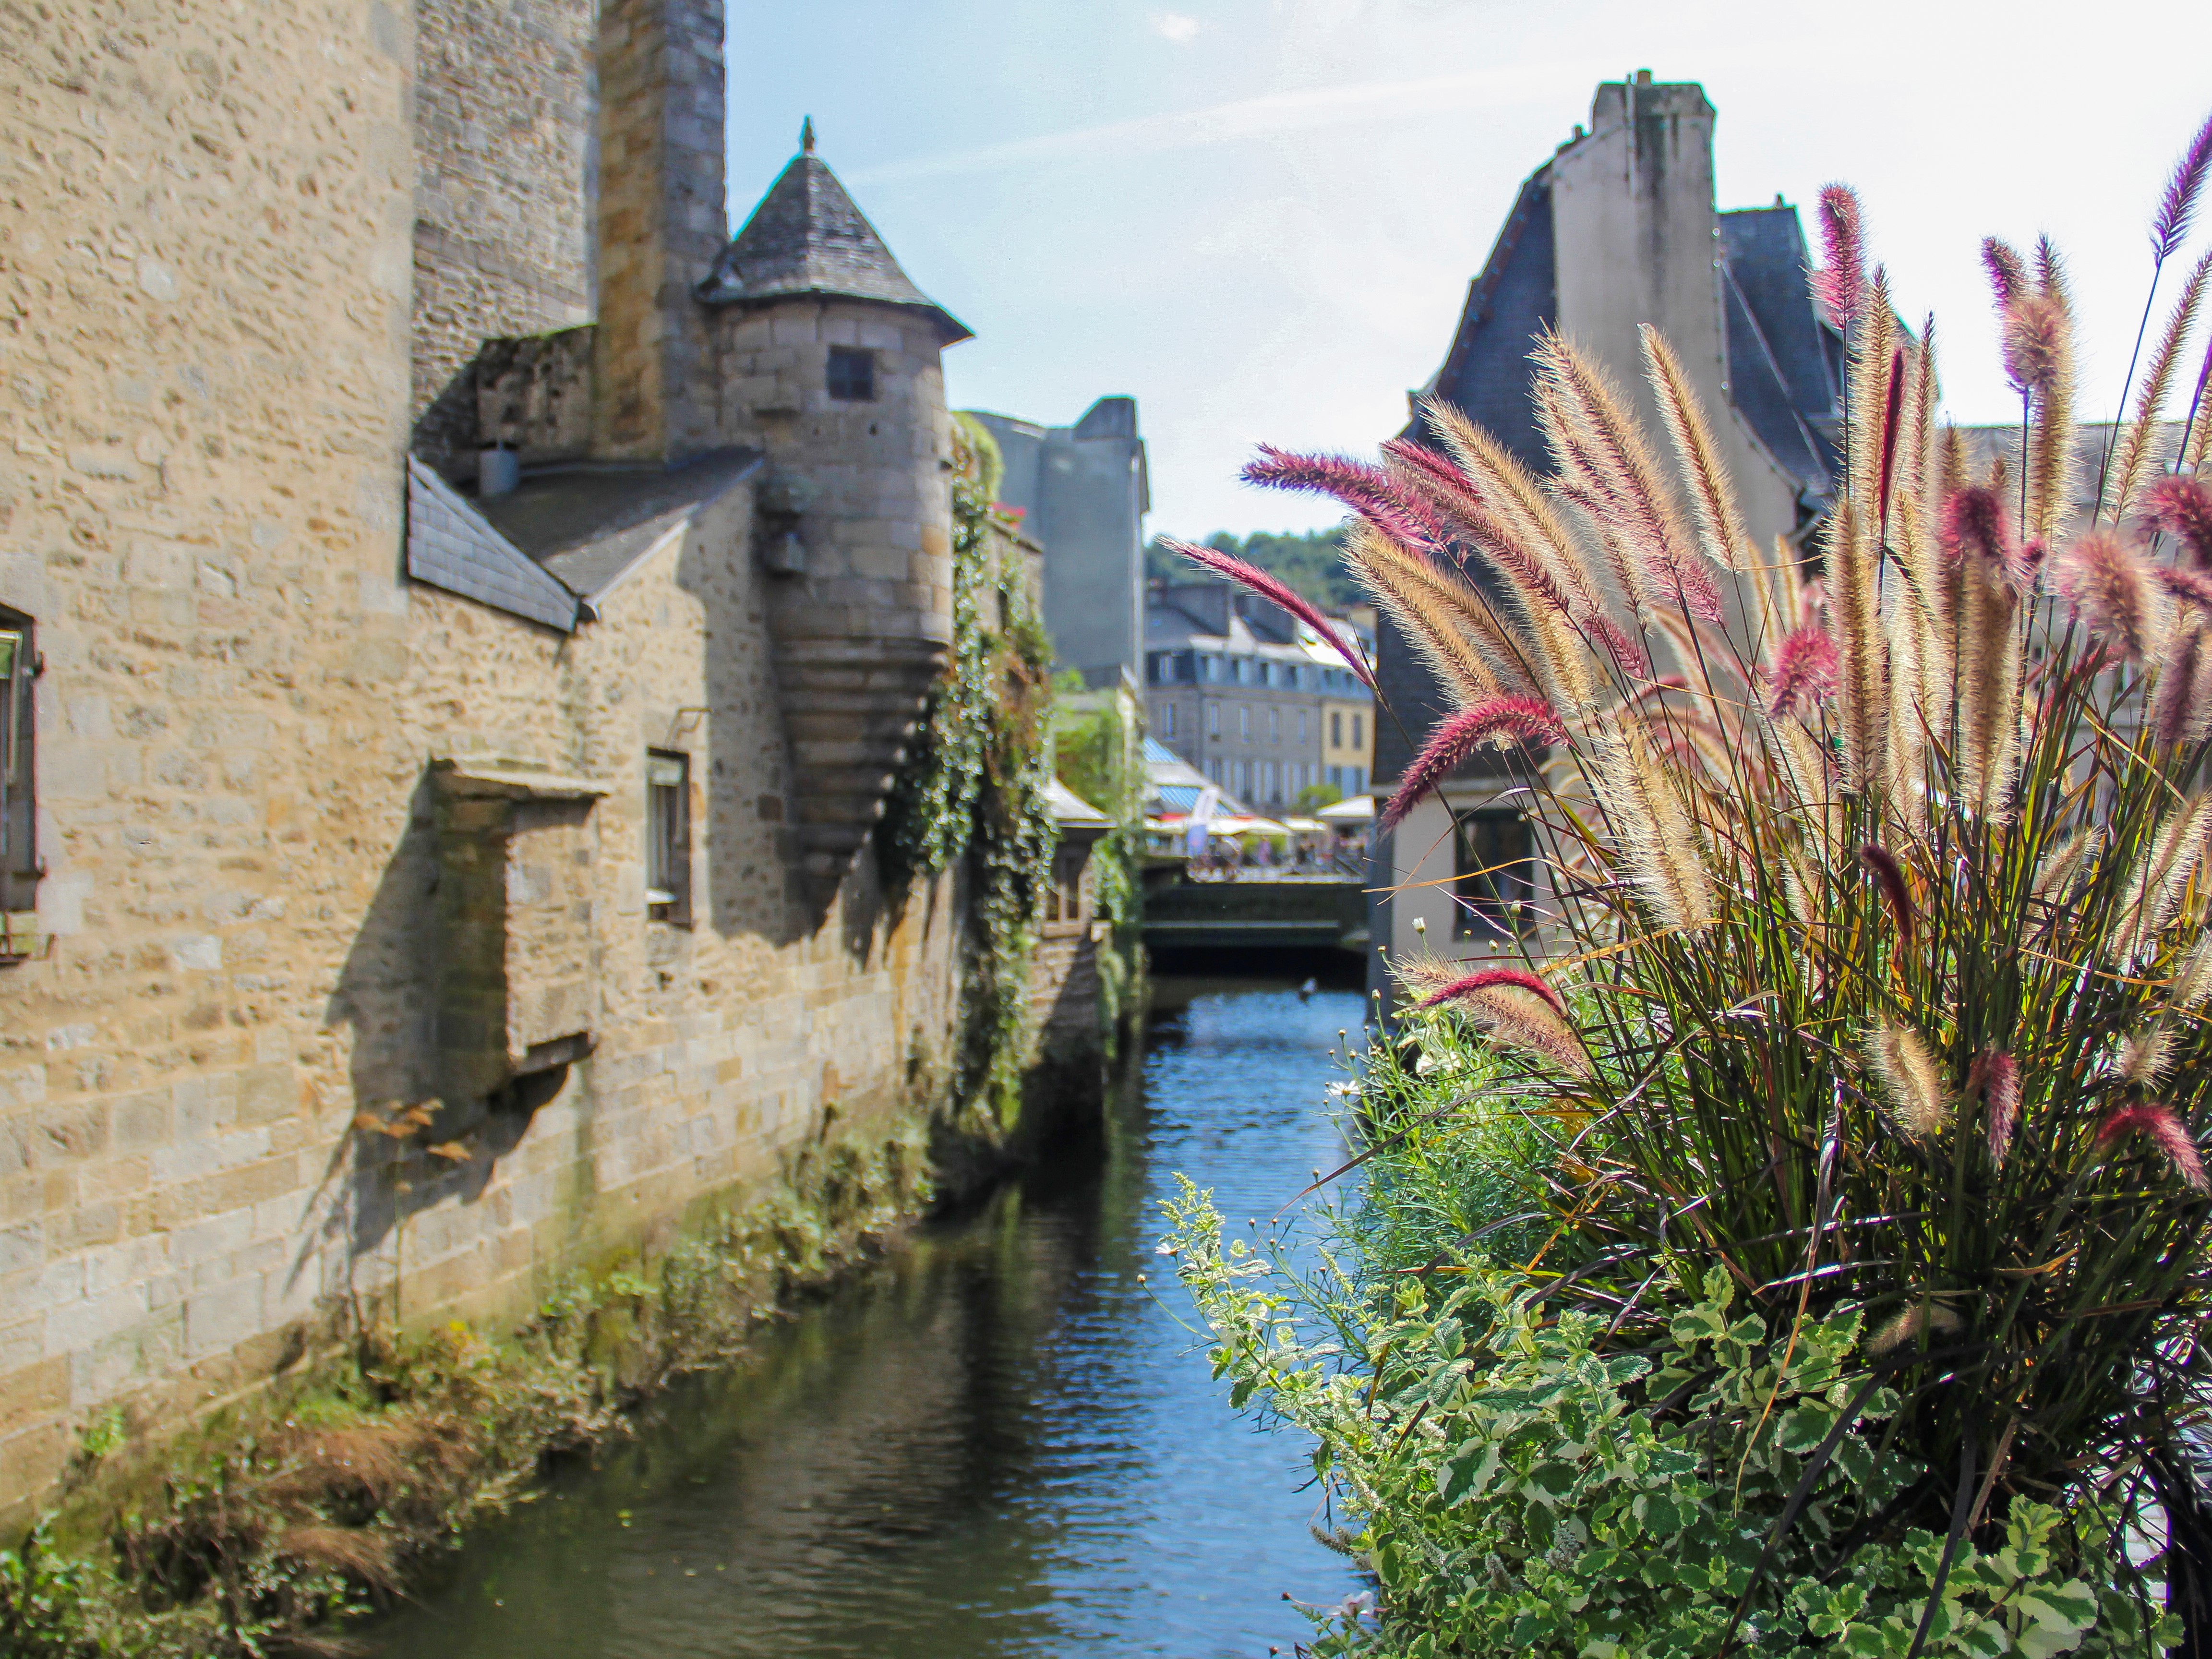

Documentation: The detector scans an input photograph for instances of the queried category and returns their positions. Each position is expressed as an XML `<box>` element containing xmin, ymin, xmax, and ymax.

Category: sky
<box><xmin>725</xmin><ymin>1</ymin><xmax>2211</xmax><ymax>541</ymax></box>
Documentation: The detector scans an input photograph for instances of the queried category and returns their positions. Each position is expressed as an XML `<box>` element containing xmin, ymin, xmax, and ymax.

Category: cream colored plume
<box><xmin>2108</xmin><ymin>793</ymin><xmax>2212</xmax><ymax>967</ymax></box>
<box><xmin>1641</xmin><ymin>325</ymin><xmax>1755</xmax><ymax>574</ymax></box>
<box><xmin>1592</xmin><ymin>721</ymin><xmax>1716</xmax><ymax>931</ymax></box>
<box><xmin>1869</xmin><ymin>1020</ymin><xmax>1951</xmax><ymax>1140</ymax></box>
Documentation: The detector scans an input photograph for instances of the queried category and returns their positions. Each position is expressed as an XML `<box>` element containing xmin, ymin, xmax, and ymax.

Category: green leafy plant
<box><xmin>1167</xmin><ymin>1184</ymin><xmax>2172</xmax><ymax>1658</ymax></box>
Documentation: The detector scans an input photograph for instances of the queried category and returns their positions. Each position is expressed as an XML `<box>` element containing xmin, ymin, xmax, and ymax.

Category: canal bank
<box><xmin>369</xmin><ymin>979</ymin><xmax>1365</xmax><ymax>1658</ymax></box>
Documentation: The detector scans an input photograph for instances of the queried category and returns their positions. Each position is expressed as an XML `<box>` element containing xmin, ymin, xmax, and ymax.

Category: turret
<box><xmin>701</xmin><ymin>125</ymin><xmax>971</xmax><ymax>892</ymax></box>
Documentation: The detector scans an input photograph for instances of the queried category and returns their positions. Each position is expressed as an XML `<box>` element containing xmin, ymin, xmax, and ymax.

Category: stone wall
<box><xmin>0</xmin><ymin>0</ymin><xmax>419</xmax><ymax>1516</ymax></box>
<box><xmin>410</xmin><ymin>0</ymin><xmax>598</xmax><ymax>472</ymax></box>
<box><xmin>0</xmin><ymin>0</ymin><xmax>976</xmax><ymax>1525</ymax></box>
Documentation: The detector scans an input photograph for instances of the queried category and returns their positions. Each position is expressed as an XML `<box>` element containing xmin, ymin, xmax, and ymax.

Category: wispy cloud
<box><xmin>847</xmin><ymin>60</ymin><xmax>1621</xmax><ymax>188</ymax></box>
<box><xmin>1154</xmin><ymin>12</ymin><xmax>1200</xmax><ymax>43</ymax></box>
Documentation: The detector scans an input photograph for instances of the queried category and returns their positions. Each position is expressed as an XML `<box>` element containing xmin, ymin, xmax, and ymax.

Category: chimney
<box><xmin>1546</xmin><ymin>78</ymin><xmax>1727</xmax><ymax>441</ymax></box>
<box><xmin>592</xmin><ymin>0</ymin><xmax>727</xmax><ymax>462</ymax></box>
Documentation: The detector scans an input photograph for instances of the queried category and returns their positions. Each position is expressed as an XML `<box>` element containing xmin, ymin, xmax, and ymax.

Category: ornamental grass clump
<box><xmin>1171</xmin><ymin>109</ymin><xmax>2212</xmax><ymax>1656</ymax></box>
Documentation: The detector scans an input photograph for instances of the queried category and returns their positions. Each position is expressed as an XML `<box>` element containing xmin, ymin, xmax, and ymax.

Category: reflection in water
<box><xmin>373</xmin><ymin>984</ymin><xmax>1364</xmax><ymax>1659</ymax></box>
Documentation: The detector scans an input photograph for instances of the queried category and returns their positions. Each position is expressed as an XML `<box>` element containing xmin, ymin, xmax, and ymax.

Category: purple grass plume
<box><xmin>1812</xmin><ymin>185</ymin><xmax>1866</xmax><ymax>330</ymax></box>
<box><xmin>1858</xmin><ymin>843</ymin><xmax>1916</xmax><ymax>949</ymax></box>
<box><xmin>1983</xmin><ymin>238</ymin><xmax>2028</xmax><ymax>309</ymax></box>
<box><xmin>1378</xmin><ymin>696</ymin><xmax>1565</xmax><ymax>832</ymax></box>
<box><xmin>1941</xmin><ymin>486</ymin><xmax>2022</xmax><ymax>580</ymax></box>
<box><xmin>2001</xmin><ymin>293</ymin><xmax>2068</xmax><ymax>397</ymax></box>
<box><xmin>2097</xmin><ymin>1100</ymin><xmax>2210</xmax><ymax>1192</ymax></box>
<box><xmin>1765</xmin><ymin>626</ymin><xmax>1840</xmax><ymax>720</ymax></box>
<box><xmin>1415</xmin><ymin>965</ymin><xmax>1568</xmax><ymax>1018</ymax></box>
<box><xmin>1239</xmin><ymin>446</ymin><xmax>1439</xmax><ymax>551</ymax></box>
<box><xmin>2146</xmin><ymin>475</ymin><xmax>2212</xmax><ymax>566</ymax></box>
<box><xmin>2055</xmin><ymin>530</ymin><xmax>2165</xmax><ymax>662</ymax></box>
<box><xmin>1159</xmin><ymin>538</ymin><xmax>1377</xmax><ymax>692</ymax></box>
<box><xmin>2153</xmin><ymin>109</ymin><xmax>2212</xmax><ymax>263</ymax></box>
<box><xmin>1968</xmin><ymin>1046</ymin><xmax>2021</xmax><ymax>1168</ymax></box>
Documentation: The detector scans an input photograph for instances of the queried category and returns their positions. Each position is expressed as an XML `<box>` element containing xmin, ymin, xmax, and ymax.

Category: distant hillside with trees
<box><xmin>1145</xmin><ymin>526</ymin><xmax>1362</xmax><ymax>612</ymax></box>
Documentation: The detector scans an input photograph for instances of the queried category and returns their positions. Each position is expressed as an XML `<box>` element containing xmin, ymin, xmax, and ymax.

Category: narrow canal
<box><xmin>374</xmin><ymin>977</ymin><xmax>1367</xmax><ymax>1658</ymax></box>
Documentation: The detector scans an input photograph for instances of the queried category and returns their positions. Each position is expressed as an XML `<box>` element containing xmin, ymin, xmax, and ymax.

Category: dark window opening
<box><xmin>827</xmin><ymin>347</ymin><xmax>876</xmax><ymax>402</ymax></box>
<box><xmin>0</xmin><ymin>610</ymin><xmax>36</xmax><ymax>947</ymax></box>
<box><xmin>1455</xmin><ymin>808</ymin><xmax>1536</xmax><ymax>939</ymax></box>
<box><xmin>646</xmin><ymin>750</ymin><xmax>691</xmax><ymax>923</ymax></box>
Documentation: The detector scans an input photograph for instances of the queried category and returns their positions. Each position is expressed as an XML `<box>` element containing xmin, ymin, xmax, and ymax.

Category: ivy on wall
<box><xmin>880</xmin><ymin>415</ymin><xmax>1058</xmax><ymax>1132</ymax></box>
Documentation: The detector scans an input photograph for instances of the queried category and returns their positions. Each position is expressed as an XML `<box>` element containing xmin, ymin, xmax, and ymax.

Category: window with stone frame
<box><xmin>1455</xmin><ymin>807</ymin><xmax>1537</xmax><ymax>939</ymax></box>
<box><xmin>645</xmin><ymin>750</ymin><xmax>692</xmax><ymax>923</ymax></box>
<box><xmin>826</xmin><ymin>346</ymin><xmax>876</xmax><ymax>402</ymax></box>
<box><xmin>0</xmin><ymin>610</ymin><xmax>35</xmax><ymax>955</ymax></box>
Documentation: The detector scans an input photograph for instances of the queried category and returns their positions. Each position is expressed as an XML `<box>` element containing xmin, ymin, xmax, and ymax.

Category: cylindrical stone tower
<box><xmin>698</xmin><ymin>128</ymin><xmax>969</xmax><ymax>894</ymax></box>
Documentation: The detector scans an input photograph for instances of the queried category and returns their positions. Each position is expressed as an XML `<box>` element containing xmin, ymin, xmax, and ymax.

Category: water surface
<box><xmin>374</xmin><ymin>982</ymin><xmax>1366</xmax><ymax>1659</ymax></box>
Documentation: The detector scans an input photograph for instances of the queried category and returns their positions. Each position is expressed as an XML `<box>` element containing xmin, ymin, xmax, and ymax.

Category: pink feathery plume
<box><xmin>2156</xmin><ymin>564</ymin><xmax>2212</xmax><ymax>614</ymax></box>
<box><xmin>1416</xmin><ymin>965</ymin><xmax>1568</xmax><ymax>1017</ymax></box>
<box><xmin>2146</xmin><ymin>475</ymin><xmax>2212</xmax><ymax>566</ymax></box>
<box><xmin>2152</xmin><ymin>620</ymin><xmax>2212</xmax><ymax>745</ymax></box>
<box><xmin>2054</xmin><ymin>529</ymin><xmax>2165</xmax><ymax>661</ymax></box>
<box><xmin>1941</xmin><ymin>486</ymin><xmax>2022</xmax><ymax>580</ymax></box>
<box><xmin>1161</xmin><ymin>537</ymin><xmax>1377</xmax><ymax>692</ymax></box>
<box><xmin>2002</xmin><ymin>293</ymin><xmax>2068</xmax><ymax>396</ymax></box>
<box><xmin>1983</xmin><ymin>238</ymin><xmax>2028</xmax><ymax>309</ymax></box>
<box><xmin>1858</xmin><ymin>842</ymin><xmax>1917</xmax><ymax>950</ymax></box>
<box><xmin>1877</xmin><ymin>347</ymin><xmax>1908</xmax><ymax>522</ymax></box>
<box><xmin>1378</xmin><ymin>696</ymin><xmax>1564</xmax><ymax>832</ymax></box>
<box><xmin>1968</xmin><ymin>1046</ymin><xmax>2021</xmax><ymax>1168</ymax></box>
<box><xmin>2153</xmin><ymin>109</ymin><xmax>2212</xmax><ymax>262</ymax></box>
<box><xmin>1764</xmin><ymin>625</ymin><xmax>1840</xmax><ymax>719</ymax></box>
<box><xmin>2097</xmin><ymin>1100</ymin><xmax>2210</xmax><ymax>1193</ymax></box>
<box><xmin>1811</xmin><ymin>184</ymin><xmax>1866</xmax><ymax>330</ymax></box>
<box><xmin>1241</xmin><ymin>446</ymin><xmax>1440</xmax><ymax>550</ymax></box>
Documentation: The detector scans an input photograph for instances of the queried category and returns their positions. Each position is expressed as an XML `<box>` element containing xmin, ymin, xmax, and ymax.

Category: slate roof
<box><xmin>405</xmin><ymin>459</ymin><xmax>582</xmax><ymax>632</ymax></box>
<box><xmin>698</xmin><ymin>153</ymin><xmax>971</xmax><ymax>343</ymax></box>
<box><xmin>1718</xmin><ymin>206</ymin><xmax>1840</xmax><ymax>490</ymax></box>
<box><xmin>473</xmin><ymin>449</ymin><xmax>763</xmax><ymax>605</ymax></box>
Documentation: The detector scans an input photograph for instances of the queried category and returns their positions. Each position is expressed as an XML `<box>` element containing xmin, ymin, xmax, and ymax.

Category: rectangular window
<box><xmin>1455</xmin><ymin>808</ymin><xmax>1536</xmax><ymax>940</ymax></box>
<box><xmin>826</xmin><ymin>347</ymin><xmax>876</xmax><ymax>401</ymax></box>
<box><xmin>1238</xmin><ymin>705</ymin><xmax>1250</xmax><ymax>741</ymax></box>
<box><xmin>646</xmin><ymin>750</ymin><xmax>691</xmax><ymax>922</ymax></box>
<box><xmin>1330</xmin><ymin>710</ymin><xmax>1343</xmax><ymax>747</ymax></box>
<box><xmin>1206</xmin><ymin>702</ymin><xmax>1219</xmax><ymax>737</ymax></box>
<box><xmin>1351</xmin><ymin>712</ymin><xmax>1365</xmax><ymax>749</ymax></box>
<box><xmin>1162</xmin><ymin>701</ymin><xmax>1177</xmax><ymax>737</ymax></box>
<box><xmin>1267</xmin><ymin>706</ymin><xmax>1280</xmax><ymax>743</ymax></box>
<box><xmin>0</xmin><ymin>611</ymin><xmax>34</xmax><ymax>937</ymax></box>
<box><xmin>1297</xmin><ymin>708</ymin><xmax>1308</xmax><ymax>745</ymax></box>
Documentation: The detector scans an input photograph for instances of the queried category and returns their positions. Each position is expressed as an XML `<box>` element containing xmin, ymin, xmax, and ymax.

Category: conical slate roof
<box><xmin>699</xmin><ymin>149</ymin><xmax>971</xmax><ymax>343</ymax></box>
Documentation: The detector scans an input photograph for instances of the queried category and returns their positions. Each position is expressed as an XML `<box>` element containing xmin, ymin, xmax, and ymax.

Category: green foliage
<box><xmin>1166</xmin><ymin>1185</ymin><xmax>2176</xmax><ymax>1659</ymax></box>
<box><xmin>1147</xmin><ymin>526</ymin><xmax>1365</xmax><ymax>611</ymax></box>
<box><xmin>0</xmin><ymin>1523</ymin><xmax>93</xmax><ymax>1659</ymax></box>
<box><xmin>881</xmin><ymin>412</ymin><xmax>1058</xmax><ymax>1127</ymax></box>
<box><xmin>1051</xmin><ymin>689</ymin><xmax>1148</xmax><ymax>1060</ymax></box>
<box><xmin>1298</xmin><ymin>780</ymin><xmax>1346</xmax><ymax>814</ymax></box>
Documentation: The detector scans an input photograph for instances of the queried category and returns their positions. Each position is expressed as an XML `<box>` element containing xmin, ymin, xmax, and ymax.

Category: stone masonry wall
<box><xmin>591</xmin><ymin>0</ymin><xmax>726</xmax><ymax>463</ymax></box>
<box><xmin>0</xmin><ymin>0</ymin><xmax>419</xmax><ymax>1516</ymax></box>
<box><xmin>410</xmin><ymin>0</ymin><xmax>597</xmax><ymax>473</ymax></box>
<box><xmin>0</xmin><ymin>0</ymin><xmax>971</xmax><ymax>1524</ymax></box>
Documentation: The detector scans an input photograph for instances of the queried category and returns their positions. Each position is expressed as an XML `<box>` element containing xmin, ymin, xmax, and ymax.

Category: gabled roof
<box><xmin>1717</xmin><ymin>206</ymin><xmax>1840</xmax><ymax>491</ymax></box>
<box><xmin>698</xmin><ymin>151</ymin><xmax>971</xmax><ymax>343</ymax></box>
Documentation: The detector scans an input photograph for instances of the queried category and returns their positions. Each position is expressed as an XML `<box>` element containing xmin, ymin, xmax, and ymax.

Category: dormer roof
<box><xmin>698</xmin><ymin>150</ymin><xmax>971</xmax><ymax>344</ymax></box>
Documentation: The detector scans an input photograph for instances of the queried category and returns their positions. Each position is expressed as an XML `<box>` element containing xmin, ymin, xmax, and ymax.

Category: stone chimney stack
<box><xmin>592</xmin><ymin>0</ymin><xmax>727</xmax><ymax>462</ymax></box>
<box><xmin>1548</xmin><ymin>75</ymin><xmax>1727</xmax><ymax>440</ymax></box>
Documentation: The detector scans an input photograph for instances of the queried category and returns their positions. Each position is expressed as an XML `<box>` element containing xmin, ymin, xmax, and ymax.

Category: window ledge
<box><xmin>431</xmin><ymin>757</ymin><xmax>613</xmax><ymax>802</ymax></box>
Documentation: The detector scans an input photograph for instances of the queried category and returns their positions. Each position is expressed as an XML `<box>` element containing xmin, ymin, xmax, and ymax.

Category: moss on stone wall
<box><xmin>0</xmin><ymin>1120</ymin><xmax>929</xmax><ymax>1657</ymax></box>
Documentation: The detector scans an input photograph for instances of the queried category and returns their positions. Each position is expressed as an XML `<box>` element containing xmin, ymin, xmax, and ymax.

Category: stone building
<box><xmin>0</xmin><ymin>0</ymin><xmax>1045</xmax><ymax>1521</ymax></box>
<box><xmin>1143</xmin><ymin>582</ymin><xmax>1373</xmax><ymax>811</ymax></box>
<box><xmin>972</xmin><ymin>398</ymin><xmax>1151</xmax><ymax>688</ymax></box>
<box><xmin>1368</xmin><ymin>74</ymin><xmax>1840</xmax><ymax>988</ymax></box>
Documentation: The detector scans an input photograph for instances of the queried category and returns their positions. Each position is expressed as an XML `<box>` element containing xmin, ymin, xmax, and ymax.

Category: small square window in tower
<box><xmin>646</xmin><ymin>750</ymin><xmax>692</xmax><ymax>923</ymax></box>
<box><xmin>826</xmin><ymin>347</ymin><xmax>876</xmax><ymax>402</ymax></box>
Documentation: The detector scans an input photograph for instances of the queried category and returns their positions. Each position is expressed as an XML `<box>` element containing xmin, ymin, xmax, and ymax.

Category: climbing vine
<box><xmin>880</xmin><ymin>415</ymin><xmax>1057</xmax><ymax>1130</ymax></box>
